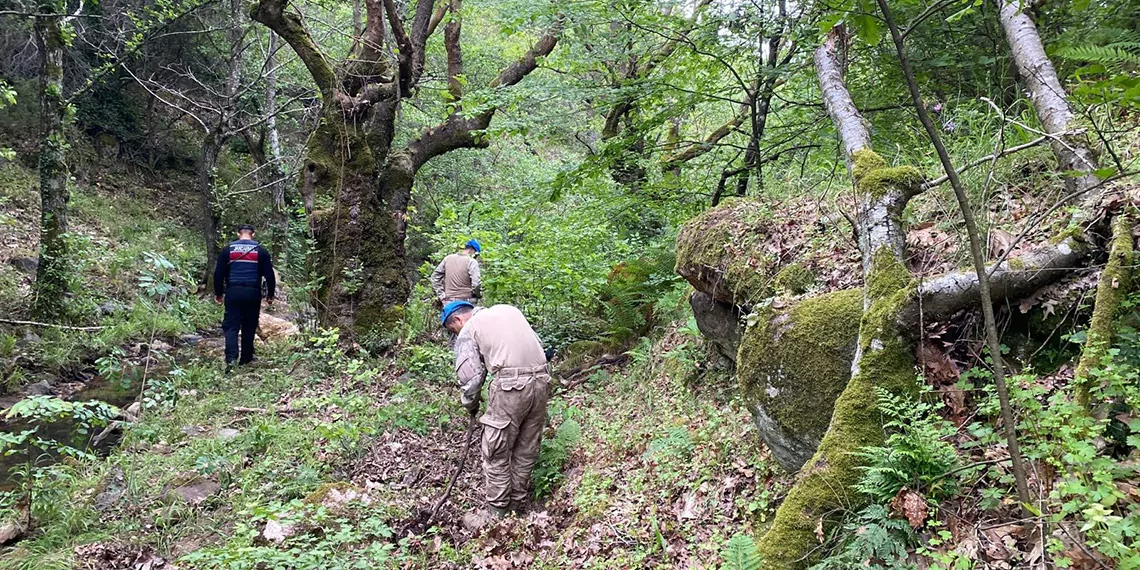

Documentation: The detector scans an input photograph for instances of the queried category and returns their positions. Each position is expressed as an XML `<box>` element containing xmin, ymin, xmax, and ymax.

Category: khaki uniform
<box><xmin>454</xmin><ymin>305</ymin><xmax>549</xmax><ymax>509</ymax></box>
<box><xmin>431</xmin><ymin>252</ymin><xmax>481</xmax><ymax>304</ymax></box>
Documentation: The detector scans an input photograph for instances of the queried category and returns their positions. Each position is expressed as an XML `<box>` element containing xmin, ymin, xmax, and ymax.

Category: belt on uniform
<box><xmin>493</xmin><ymin>364</ymin><xmax>550</xmax><ymax>390</ymax></box>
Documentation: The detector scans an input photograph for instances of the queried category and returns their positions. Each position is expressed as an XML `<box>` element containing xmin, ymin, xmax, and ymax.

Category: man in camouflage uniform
<box><xmin>430</xmin><ymin>239</ymin><xmax>482</xmax><ymax>306</ymax></box>
<box><xmin>443</xmin><ymin>301</ymin><xmax>549</xmax><ymax>519</ymax></box>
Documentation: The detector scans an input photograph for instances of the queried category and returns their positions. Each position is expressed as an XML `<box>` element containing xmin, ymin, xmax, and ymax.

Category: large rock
<box><xmin>689</xmin><ymin>291</ymin><xmax>743</xmax><ymax>362</ymax></box>
<box><xmin>737</xmin><ymin>289</ymin><xmax>862</xmax><ymax>472</ymax></box>
<box><xmin>258</xmin><ymin>313</ymin><xmax>299</xmax><ymax>341</ymax></box>
<box><xmin>675</xmin><ymin>199</ymin><xmax>781</xmax><ymax>306</ymax></box>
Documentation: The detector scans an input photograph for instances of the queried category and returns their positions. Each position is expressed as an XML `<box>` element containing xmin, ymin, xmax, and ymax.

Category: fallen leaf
<box><xmin>890</xmin><ymin>488</ymin><xmax>927</xmax><ymax>529</ymax></box>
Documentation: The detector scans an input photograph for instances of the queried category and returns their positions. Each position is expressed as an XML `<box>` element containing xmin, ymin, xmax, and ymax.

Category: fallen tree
<box><xmin>672</xmin><ymin>25</ymin><xmax>1106</xmax><ymax>568</ymax></box>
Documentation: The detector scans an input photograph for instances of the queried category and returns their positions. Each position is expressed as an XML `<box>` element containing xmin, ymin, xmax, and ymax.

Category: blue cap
<box><xmin>441</xmin><ymin>300</ymin><xmax>475</xmax><ymax>326</ymax></box>
<box><xmin>465</xmin><ymin>239</ymin><xmax>482</xmax><ymax>253</ymax></box>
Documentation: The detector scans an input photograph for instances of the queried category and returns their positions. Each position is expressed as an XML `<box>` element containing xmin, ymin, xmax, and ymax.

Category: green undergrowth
<box><xmin>1</xmin><ymin>310</ymin><xmax>783</xmax><ymax>569</ymax></box>
<box><xmin>807</xmin><ymin>293</ymin><xmax>1140</xmax><ymax>569</ymax></box>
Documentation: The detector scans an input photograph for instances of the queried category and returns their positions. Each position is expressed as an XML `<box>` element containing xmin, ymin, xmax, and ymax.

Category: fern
<box><xmin>853</xmin><ymin>387</ymin><xmax>959</xmax><ymax>504</ymax></box>
<box><xmin>720</xmin><ymin>534</ymin><xmax>762</xmax><ymax>570</ymax></box>
<box><xmin>809</xmin><ymin>505</ymin><xmax>917</xmax><ymax>570</ymax></box>
<box><xmin>1056</xmin><ymin>44</ymin><xmax>1140</xmax><ymax>66</ymax></box>
<box><xmin>532</xmin><ymin>417</ymin><xmax>581</xmax><ymax>498</ymax></box>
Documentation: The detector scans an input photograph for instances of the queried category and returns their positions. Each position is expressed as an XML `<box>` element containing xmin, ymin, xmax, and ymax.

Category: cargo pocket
<box><xmin>479</xmin><ymin>415</ymin><xmax>512</xmax><ymax>460</ymax></box>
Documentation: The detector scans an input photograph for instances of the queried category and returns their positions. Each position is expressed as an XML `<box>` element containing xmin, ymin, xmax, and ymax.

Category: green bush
<box><xmin>533</xmin><ymin>414</ymin><xmax>581</xmax><ymax>499</ymax></box>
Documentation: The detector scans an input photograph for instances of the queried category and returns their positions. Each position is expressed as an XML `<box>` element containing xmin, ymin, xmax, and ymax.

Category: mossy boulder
<box><xmin>675</xmin><ymin>198</ymin><xmax>780</xmax><ymax>307</ymax></box>
<box><xmin>736</xmin><ymin>288</ymin><xmax>863</xmax><ymax>472</ymax></box>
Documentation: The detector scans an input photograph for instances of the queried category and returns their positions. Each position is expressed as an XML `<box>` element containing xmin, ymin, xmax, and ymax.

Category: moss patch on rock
<box><xmin>773</xmin><ymin>263</ymin><xmax>815</xmax><ymax>295</ymax></box>
<box><xmin>675</xmin><ymin>198</ymin><xmax>778</xmax><ymax>306</ymax></box>
<box><xmin>736</xmin><ymin>288</ymin><xmax>862</xmax><ymax>472</ymax></box>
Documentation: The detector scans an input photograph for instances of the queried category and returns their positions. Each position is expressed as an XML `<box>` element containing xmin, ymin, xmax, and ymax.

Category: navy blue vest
<box><xmin>227</xmin><ymin>239</ymin><xmax>262</xmax><ymax>287</ymax></box>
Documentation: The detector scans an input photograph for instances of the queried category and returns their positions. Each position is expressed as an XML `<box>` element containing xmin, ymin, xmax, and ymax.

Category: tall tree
<box><xmin>250</xmin><ymin>0</ymin><xmax>560</xmax><ymax>333</ymax></box>
<box><xmin>31</xmin><ymin>0</ymin><xmax>71</xmax><ymax>319</ymax></box>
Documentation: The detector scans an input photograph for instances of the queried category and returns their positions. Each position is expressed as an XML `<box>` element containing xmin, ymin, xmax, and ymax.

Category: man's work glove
<box><xmin>433</xmin><ymin>297</ymin><xmax>444</xmax><ymax>309</ymax></box>
<box><xmin>544</xmin><ymin>346</ymin><xmax>555</xmax><ymax>362</ymax></box>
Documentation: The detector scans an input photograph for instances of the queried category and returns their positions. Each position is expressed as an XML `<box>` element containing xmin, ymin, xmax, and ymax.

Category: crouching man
<box><xmin>442</xmin><ymin>301</ymin><xmax>549</xmax><ymax>520</ymax></box>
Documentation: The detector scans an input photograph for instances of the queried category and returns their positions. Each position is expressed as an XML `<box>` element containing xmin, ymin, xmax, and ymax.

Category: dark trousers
<box><xmin>222</xmin><ymin>286</ymin><xmax>261</xmax><ymax>364</ymax></box>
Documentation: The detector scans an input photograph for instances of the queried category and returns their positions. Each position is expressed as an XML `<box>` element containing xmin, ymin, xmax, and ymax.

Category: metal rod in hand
<box><xmin>425</xmin><ymin>409</ymin><xmax>479</xmax><ymax>526</ymax></box>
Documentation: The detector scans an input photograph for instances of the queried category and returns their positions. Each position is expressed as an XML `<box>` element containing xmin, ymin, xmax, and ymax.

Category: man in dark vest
<box><xmin>213</xmin><ymin>224</ymin><xmax>276</xmax><ymax>370</ymax></box>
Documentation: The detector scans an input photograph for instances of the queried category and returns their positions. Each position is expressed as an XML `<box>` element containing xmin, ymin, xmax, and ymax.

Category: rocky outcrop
<box><xmin>675</xmin><ymin>198</ymin><xmax>783</xmax><ymax>306</ymax></box>
<box><xmin>258</xmin><ymin>313</ymin><xmax>299</xmax><ymax>341</ymax></box>
<box><xmin>736</xmin><ymin>289</ymin><xmax>862</xmax><ymax>471</ymax></box>
<box><xmin>689</xmin><ymin>291</ymin><xmax>743</xmax><ymax>362</ymax></box>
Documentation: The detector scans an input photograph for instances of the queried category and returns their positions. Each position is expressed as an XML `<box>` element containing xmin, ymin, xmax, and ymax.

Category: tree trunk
<box><xmin>252</xmin><ymin>0</ymin><xmax>559</xmax><ymax>337</ymax></box>
<box><xmin>995</xmin><ymin>0</ymin><xmax>1099</xmax><ymax>195</ymax></box>
<box><xmin>32</xmin><ymin>5</ymin><xmax>70</xmax><ymax>320</ymax></box>
<box><xmin>200</xmin><ymin>132</ymin><xmax>224</xmax><ymax>293</ymax></box>
<box><xmin>265</xmin><ymin>32</ymin><xmax>289</xmax><ymax>257</ymax></box>
<box><xmin>290</xmin><ymin>88</ymin><xmax>424</xmax><ymax>335</ymax></box>
<box><xmin>1074</xmin><ymin>213</ymin><xmax>1135</xmax><ymax>409</ymax></box>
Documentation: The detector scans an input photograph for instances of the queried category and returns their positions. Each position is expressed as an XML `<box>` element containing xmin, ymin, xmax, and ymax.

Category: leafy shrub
<box><xmin>720</xmin><ymin>534</ymin><xmax>762</xmax><ymax>570</ymax></box>
<box><xmin>533</xmin><ymin>415</ymin><xmax>581</xmax><ymax>499</ymax></box>
<box><xmin>855</xmin><ymin>387</ymin><xmax>959</xmax><ymax>504</ymax></box>
<box><xmin>810</xmin><ymin>505</ymin><xmax>917</xmax><ymax>570</ymax></box>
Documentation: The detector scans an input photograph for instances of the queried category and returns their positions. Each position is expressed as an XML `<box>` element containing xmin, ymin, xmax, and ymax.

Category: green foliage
<box><xmin>0</xmin><ymin>396</ymin><xmax>118</xmax><ymax>524</ymax></box>
<box><xmin>180</xmin><ymin>499</ymin><xmax>397</xmax><ymax>570</ymax></box>
<box><xmin>809</xmin><ymin>505</ymin><xmax>917</xmax><ymax>570</ymax></box>
<box><xmin>720</xmin><ymin>534</ymin><xmax>762</xmax><ymax>570</ymax></box>
<box><xmin>533</xmin><ymin>409</ymin><xmax>581</xmax><ymax>499</ymax></box>
<box><xmin>854</xmin><ymin>387</ymin><xmax>959</xmax><ymax>504</ymax></box>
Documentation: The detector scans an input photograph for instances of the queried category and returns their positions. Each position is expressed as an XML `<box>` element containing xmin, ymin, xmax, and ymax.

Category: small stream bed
<box><xmin>0</xmin><ymin>376</ymin><xmax>136</xmax><ymax>491</ymax></box>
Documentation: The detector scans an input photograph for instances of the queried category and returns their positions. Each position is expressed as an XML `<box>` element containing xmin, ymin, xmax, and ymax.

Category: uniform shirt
<box><xmin>454</xmin><ymin>305</ymin><xmax>546</xmax><ymax>405</ymax></box>
<box><xmin>213</xmin><ymin>239</ymin><xmax>276</xmax><ymax>298</ymax></box>
<box><xmin>430</xmin><ymin>252</ymin><xmax>481</xmax><ymax>302</ymax></box>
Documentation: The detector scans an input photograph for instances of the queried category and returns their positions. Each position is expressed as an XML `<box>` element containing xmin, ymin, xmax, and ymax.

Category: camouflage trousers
<box><xmin>478</xmin><ymin>368</ymin><xmax>550</xmax><ymax>509</ymax></box>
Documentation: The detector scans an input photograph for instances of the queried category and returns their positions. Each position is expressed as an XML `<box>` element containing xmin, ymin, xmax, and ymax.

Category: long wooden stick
<box><xmin>877</xmin><ymin>0</ymin><xmax>1033</xmax><ymax>515</ymax></box>
<box><xmin>0</xmin><ymin>318</ymin><xmax>104</xmax><ymax>331</ymax></box>
<box><xmin>425</xmin><ymin>410</ymin><xmax>479</xmax><ymax>526</ymax></box>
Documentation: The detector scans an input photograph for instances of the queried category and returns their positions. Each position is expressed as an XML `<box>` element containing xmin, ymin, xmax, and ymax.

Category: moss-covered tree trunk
<box><xmin>32</xmin><ymin>3</ymin><xmax>70</xmax><ymax>320</ymax></box>
<box><xmin>1074</xmin><ymin>213</ymin><xmax>1135</xmax><ymax>409</ymax></box>
<box><xmin>756</xmin><ymin>27</ymin><xmax>923</xmax><ymax>568</ymax></box>
<box><xmin>301</xmin><ymin>109</ymin><xmax>407</xmax><ymax>332</ymax></box>
<box><xmin>253</xmin><ymin>0</ymin><xmax>560</xmax><ymax>336</ymax></box>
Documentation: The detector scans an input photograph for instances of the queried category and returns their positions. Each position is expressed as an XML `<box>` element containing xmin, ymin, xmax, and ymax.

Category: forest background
<box><xmin>0</xmin><ymin>0</ymin><xmax>1138</xmax><ymax>568</ymax></box>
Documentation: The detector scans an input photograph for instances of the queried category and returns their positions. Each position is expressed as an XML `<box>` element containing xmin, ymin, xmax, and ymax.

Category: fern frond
<box><xmin>721</xmin><ymin>534</ymin><xmax>762</xmax><ymax>570</ymax></box>
<box><xmin>1056</xmin><ymin>44</ymin><xmax>1140</xmax><ymax>66</ymax></box>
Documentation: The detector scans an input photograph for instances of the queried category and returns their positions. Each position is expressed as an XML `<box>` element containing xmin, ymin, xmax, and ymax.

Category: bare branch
<box><xmin>250</xmin><ymin>0</ymin><xmax>336</xmax><ymax>100</ymax></box>
<box><xmin>409</xmin><ymin>21</ymin><xmax>562</xmax><ymax>170</ymax></box>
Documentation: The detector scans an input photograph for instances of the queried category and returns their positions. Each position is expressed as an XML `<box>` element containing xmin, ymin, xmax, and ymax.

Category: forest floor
<box><xmin>1</xmin><ymin>315</ymin><xmax>780</xmax><ymax>570</ymax></box>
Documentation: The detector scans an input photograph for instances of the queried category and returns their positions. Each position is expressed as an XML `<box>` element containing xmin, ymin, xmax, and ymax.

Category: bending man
<box><xmin>442</xmin><ymin>300</ymin><xmax>549</xmax><ymax>519</ymax></box>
